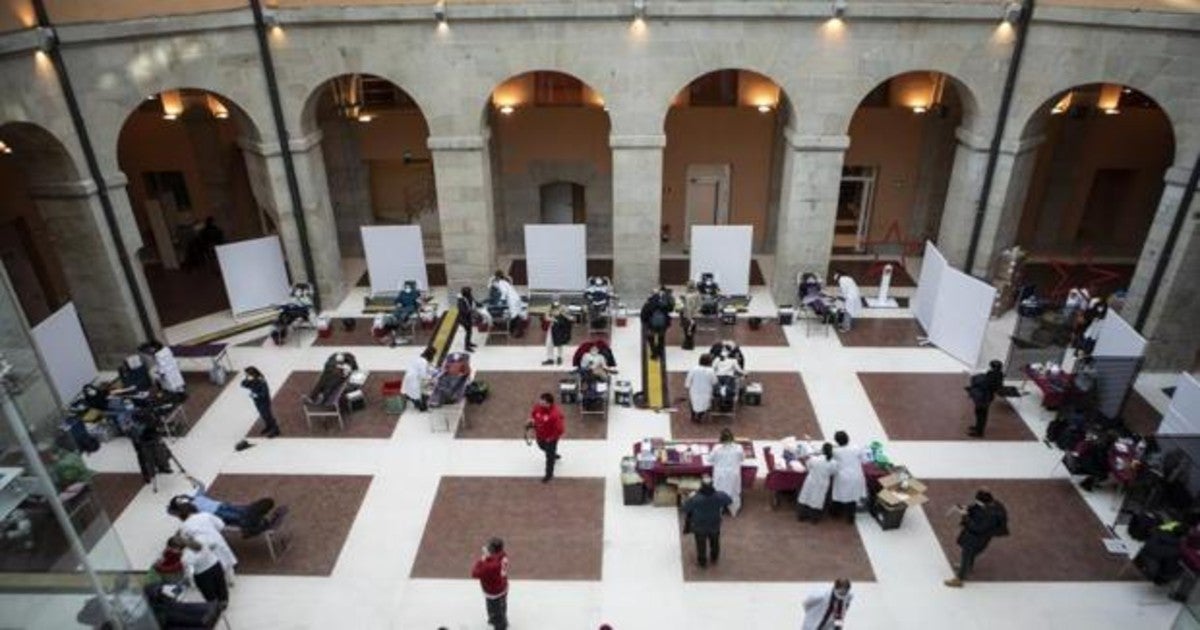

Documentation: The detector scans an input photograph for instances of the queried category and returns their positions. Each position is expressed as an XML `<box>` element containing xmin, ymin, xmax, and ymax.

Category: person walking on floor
<box><xmin>797</xmin><ymin>443</ymin><xmax>837</xmax><ymax>523</ymax></box>
<box><xmin>542</xmin><ymin>301</ymin><xmax>572</xmax><ymax>366</ymax></box>
<box><xmin>684</xmin><ymin>354</ymin><xmax>717</xmax><ymax>423</ymax></box>
<box><xmin>710</xmin><ymin>428</ymin><xmax>745</xmax><ymax>517</ymax></box>
<box><xmin>527</xmin><ymin>393</ymin><xmax>565</xmax><ymax>482</ymax></box>
<box><xmin>831</xmin><ymin>431</ymin><xmax>867</xmax><ymax>524</ymax></box>
<box><xmin>240</xmin><ymin>367</ymin><xmax>279</xmax><ymax>438</ymax></box>
<box><xmin>471</xmin><ymin>537</ymin><xmax>509</xmax><ymax>630</ymax></box>
<box><xmin>679</xmin><ymin>281</ymin><xmax>701</xmax><ymax>350</ymax></box>
<box><xmin>456</xmin><ymin>286</ymin><xmax>479</xmax><ymax>353</ymax></box>
<box><xmin>402</xmin><ymin>346</ymin><xmax>436</xmax><ymax>412</ymax></box>
<box><xmin>681</xmin><ymin>478</ymin><xmax>732</xmax><ymax>568</ymax></box>
<box><xmin>944</xmin><ymin>489</ymin><xmax>1008</xmax><ymax>587</ymax></box>
<box><xmin>640</xmin><ymin>286</ymin><xmax>675</xmax><ymax>360</ymax></box>
<box><xmin>965</xmin><ymin>360</ymin><xmax>1005</xmax><ymax>437</ymax></box>
<box><xmin>802</xmin><ymin>578</ymin><xmax>853</xmax><ymax>630</ymax></box>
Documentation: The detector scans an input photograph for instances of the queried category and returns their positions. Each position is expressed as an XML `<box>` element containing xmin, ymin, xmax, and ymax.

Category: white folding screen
<box><xmin>912</xmin><ymin>240</ymin><xmax>947</xmax><ymax>332</ymax></box>
<box><xmin>1160</xmin><ymin>373</ymin><xmax>1200</xmax><ymax>436</ymax></box>
<box><xmin>361</xmin><ymin>225</ymin><xmax>429</xmax><ymax>294</ymax></box>
<box><xmin>1093</xmin><ymin>311</ymin><xmax>1147</xmax><ymax>358</ymax></box>
<box><xmin>689</xmin><ymin>225</ymin><xmax>754</xmax><ymax>295</ymax></box>
<box><xmin>524</xmin><ymin>224</ymin><xmax>587</xmax><ymax>291</ymax></box>
<box><xmin>928</xmin><ymin>266</ymin><xmax>997</xmax><ymax>367</ymax></box>
<box><xmin>215</xmin><ymin>236</ymin><xmax>292</xmax><ymax>317</ymax></box>
<box><xmin>32</xmin><ymin>303</ymin><xmax>97</xmax><ymax>403</ymax></box>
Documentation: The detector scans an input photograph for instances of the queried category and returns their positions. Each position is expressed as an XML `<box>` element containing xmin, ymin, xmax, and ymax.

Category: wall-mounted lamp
<box><xmin>262</xmin><ymin>11</ymin><xmax>280</xmax><ymax>30</ymax></box>
<box><xmin>434</xmin><ymin>1</ymin><xmax>447</xmax><ymax>25</ymax></box>
<box><xmin>1002</xmin><ymin>2</ymin><xmax>1022</xmax><ymax>25</ymax></box>
<box><xmin>757</xmin><ymin>104</ymin><xmax>772</xmax><ymax>113</ymax></box>
<box><xmin>36</xmin><ymin>26</ymin><xmax>57</xmax><ymax>53</ymax></box>
<box><xmin>162</xmin><ymin>114</ymin><xmax>178</xmax><ymax>121</ymax></box>
<box><xmin>357</xmin><ymin>113</ymin><xmax>374</xmax><ymax>123</ymax></box>
<box><xmin>1103</xmin><ymin>108</ymin><xmax>1120</xmax><ymax>116</ymax></box>
<box><xmin>832</xmin><ymin>0</ymin><xmax>847</xmax><ymax>19</ymax></box>
<box><xmin>912</xmin><ymin>105</ymin><xmax>928</xmax><ymax>114</ymax></box>
<box><xmin>0</xmin><ymin>141</ymin><xmax>12</xmax><ymax>155</ymax></box>
<box><xmin>499</xmin><ymin>105</ymin><xmax>515</xmax><ymax>115</ymax></box>
<box><xmin>633</xmin><ymin>0</ymin><xmax>646</xmax><ymax>20</ymax></box>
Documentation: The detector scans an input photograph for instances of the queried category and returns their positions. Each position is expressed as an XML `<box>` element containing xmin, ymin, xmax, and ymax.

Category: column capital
<box><xmin>1165</xmin><ymin>165</ymin><xmax>1196</xmax><ymax>187</ymax></box>
<box><xmin>237</xmin><ymin>135</ymin><xmax>281</xmax><ymax>157</ymax></box>
<box><xmin>784</xmin><ymin>130</ymin><xmax>850</xmax><ymax>152</ymax></box>
<box><xmin>609</xmin><ymin>134</ymin><xmax>666</xmax><ymax>149</ymax></box>
<box><xmin>427</xmin><ymin>134</ymin><xmax>487</xmax><ymax>151</ymax></box>
<box><xmin>289</xmin><ymin>130</ymin><xmax>323</xmax><ymax>153</ymax></box>
<box><xmin>955</xmin><ymin>126</ymin><xmax>991</xmax><ymax>152</ymax></box>
<box><xmin>26</xmin><ymin>178</ymin><xmax>98</xmax><ymax>199</ymax></box>
<box><xmin>999</xmin><ymin>134</ymin><xmax>1045</xmax><ymax>156</ymax></box>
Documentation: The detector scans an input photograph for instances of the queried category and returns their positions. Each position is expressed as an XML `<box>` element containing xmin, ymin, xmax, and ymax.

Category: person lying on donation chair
<box><xmin>711</xmin><ymin>342</ymin><xmax>745</xmax><ymax>413</ymax></box>
<box><xmin>169</xmin><ymin>479</ymin><xmax>276</xmax><ymax>536</ymax></box>
<box><xmin>577</xmin><ymin>344</ymin><xmax>617</xmax><ymax>409</ymax></box>
<box><xmin>696</xmin><ymin>272</ymin><xmax>723</xmax><ymax>315</ymax></box>
<box><xmin>271</xmin><ymin>282</ymin><xmax>315</xmax><ymax>344</ymax></box>
<box><xmin>487</xmin><ymin>270</ymin><xmax>529</xmax><ymax>336</ymax></box>
<box><xmin>306</xmin><ymin>352</ymin><xmax>360</xmax><ymax>407</ymax></box>
<box><xmin>392</xmin><ymin>280</ymin><xmax>423</xmax><ymax>324</ymax></box>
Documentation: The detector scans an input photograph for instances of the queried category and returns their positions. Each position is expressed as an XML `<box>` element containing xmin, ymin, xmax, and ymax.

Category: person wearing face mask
<box><xmin>526</xmin><ymin>393</ymin><xmax>565</xmax><ymax>483</ymax></box>
<box><xmin>802</xmin><ymin>579</ymin><xmax>853</xmax><ymax>630</ymax></box>
<box><xmin>640</xmin><ymin>286</ymin><xmax>675</xmax><ymax>361</ymax></box>
<box><xmin>944</xmin><ymin>489</ymin><xmax>1009</xmax><ymax>587</ymax></box>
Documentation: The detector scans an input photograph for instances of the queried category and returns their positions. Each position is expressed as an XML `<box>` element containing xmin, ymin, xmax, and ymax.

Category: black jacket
<box><xmin>957</xmin><ymin>501</ymin><xmax>1008</xmax><ymax>552</ymax></box>
<box><xmin>456</xmin><ymin>294</ymin><xmax>477</xmax><ymax>324</ymax></box>
<box><xmin>682</xmin><ymin>489</ymin><xmax>732</xmax><ymax>534</ymax></box>
<box><xmin>640</xmin><ymin>292</ymin><xmax>675</xmax><ymax>331</ymax></box>
<box><xmin>967</xmin><ymin>368</ymin><xmax>1004</xmax><ymax>406</ymax></box>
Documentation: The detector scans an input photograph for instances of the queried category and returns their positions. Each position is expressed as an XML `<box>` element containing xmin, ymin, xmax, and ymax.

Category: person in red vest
<box><xmin>527</xmin><ymin>392</ymin><xmax>565</xmax><ymax>482</ymax></box>
<box><xmin>471</xmin><ymin>537</ymin><xmax>509</xmax><ymax>630</ymax></box>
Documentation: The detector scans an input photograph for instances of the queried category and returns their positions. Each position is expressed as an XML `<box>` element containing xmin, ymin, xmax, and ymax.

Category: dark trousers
<box><xmin>537</xmin><ymin>439</ymin><xmax>559</xmax><ymax>480</ymax></box>
<box><xmin>972</xmin><ymin>404</ymin><xmax>989</xmax><ymax>435</ymax></box>
<box><xmin>796</xmin><ymin>503</ymin><xmax>824</xmax><ymax>523</ymax></box>
<box><xmin>834</xmin><ymin>500</ymin><xmax>857</xmax><ymax>523</ymax></box>
<box><xmin>459</xmin><ymin>319</ymin><xmax>475</xmax><ymax>347</ymax></box>
<box><xmin>694</xmin><ymin>531</ymin><xmax>721</xmax><ymax>566</ymax></box>
<box><xmin>485</xmin><ymin>594</ymin><xmax>508</xmax><ymax>630</ymax></box>
<box><xmin>255</xmin><ymin>401</ymin><xmax>279</xmax><ymax>433</ymax></box>
<box><xmin>647</xmin><ymin>329</ymin><xmax>666</xmax><ymax>360</ymax></box>
<box><xmin>681</xmin><ymin>318</ymin><xmax>696</xmax><ymax>349</ymax></box>
<box><xmin>193</xmin><ymin>563</ymin><xmax>229</xmax><ymax>604</ymax></box>
<box><xmin>406</xmin><ymin>395</ymin><xmax>429</xmax><ymax>412</ymax></box>
<box><xmin>957</xmin><ymin>544</ymin><xmax>981</xmax><ymax>580</ymax></box>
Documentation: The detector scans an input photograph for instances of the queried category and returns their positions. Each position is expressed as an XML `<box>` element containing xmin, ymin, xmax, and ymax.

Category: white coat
<box><xmin>802</xmin><ymin>587</ymin><xmax>854</xmax><ymax>630</ymax></box>
<box><xmin>710</xmin><ymin>442</ymin><xmax>745</xmax><ymax>515</ymax></box>
<box><xmin>154</xmin><ymin>347</ymin><xmax>186</xmax><ymax>393</ymax></box>
<box><xmin>838</xmin><ymin>275</ymin><xmax>863</xmax><ymax>318</ymax></box>
<box><xmin>181</xmin><ymin>512</ymin><xmax>237</xmax><ymax>572</ymax></box>
<box><xmin>495</xmin><ymin>279</ymin><xmax>525</xmax><ymax>317</ymax></box>
<box><xmin>713</xmin><ymin>356</ymin><xmax>742</xmax><ymax>378</ymax></box>
<box><xmin>797</xmin><ymin>457</ymin><xmax>836</xmax><ymax>511</ymax></box>
<box><xmin>685</xmin><ymin>366</ymin><xmax>717</xmax><ymax>413</ymax></box>
<box><xmin>402</xmin><ymin>356</ymin><xmax>432</xmax><ymax>400</ymax></box>
<box><xmin>831</xmin><ymin>445</ymin><xmax>867</xmax><ymax>503</ymax></box>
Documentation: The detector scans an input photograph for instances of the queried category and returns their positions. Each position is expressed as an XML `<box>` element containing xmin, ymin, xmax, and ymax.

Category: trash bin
<box><xmin>621</xmin><ymin>471</ymin><xmax>646</xmax><ymax>506</ymax></box>
<box><xmin>382</xmin><ymin>379</ymin><xmax>406</xmax><ymax>414</ymax></box>
<box><xmin>871</xmin><ymin>497</ymin><xmax>907</xmax><ymax>530</ymax></box>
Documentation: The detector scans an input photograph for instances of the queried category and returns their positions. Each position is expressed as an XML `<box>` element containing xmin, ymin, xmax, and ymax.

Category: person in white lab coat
<box><xmin>684</xmin><ymin>354</ymin><xmax>718</xmax><ymax>423</ymax></box>
<box><xmin>170</xmin><ymin>500</ymin><xmax>237</xmax><ymax>584</ymax></box>
<box><xmin>141</xmin><ymin>341</ymin><xmax>185</xmax><ymax>394</ymax></box>
<box><xmin>830</xmin><ymin>431</ymin><xmax>867</xmax><ymax>524</ymax></box>
<box><xmin>168</xmin><ymin>533</ymin><xmax>228</xmax><ymax>604</ymax></box>
<box><xmin>710</xmin><ymin>428</ymin><xmax>745</xmax><ymax>517</ymax></box>
<box><xmin>797</xmin><ymin>442</ymin><xmax>837</xmax><ymax>523</ymax></box>
<box><xmin>402</xmin><ymin>346</ymin><xmax>437</xmax><ymax>412</ymax></box>
<box><xmin>832</xmin><ymin>271</ymin><xmax>862</xmax><ymax>331</ymax></box>
<box><xmin>802</xmin><ymin>579</ymin><xmax>853</xmax><ymax>630</ymax></box>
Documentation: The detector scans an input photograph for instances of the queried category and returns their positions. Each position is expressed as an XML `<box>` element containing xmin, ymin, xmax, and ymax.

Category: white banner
<box><xmin>215</xmin><ymin>236</ymin><xmax>292</xmax><ymax>317</ymax></box>
<box><xmin>1093</xmin><ymin>311</ymin><xmax>1147</xmax><ymax>359</ymax></box>
<box><xmin>32</xmin><ymin>303</ymin><xmax>97</xmax><ymax>404</ymax></box>
<box><xmin>1160</xmin><ymin>373</ymin><xmax>1200</xmax><ymax>436</ymax></box>
<box><xmin>928</xmin><ymin>266</ymin><xmax>996</xmax><ymax>367</ymax></box>
<box><xmin>524</xmin><ymin>224</ymin><xmax>587</xmax><ymax>291</ymax></box>
<box><xmin>912</xmin><ymin>240</ymin><xmax>947</xmax><ymax>333</ymax></box>
<box><xmin>362</xmin><ymin>225</ymin><xmax>429</xmax><ymax>294</ymax></box>
<box><xmin>690</xmin><ymin>225</ymin><xmax>754</xmax><ymax>295</ymax></box>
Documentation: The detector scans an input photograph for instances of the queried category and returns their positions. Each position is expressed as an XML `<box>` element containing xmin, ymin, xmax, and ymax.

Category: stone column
<box><xmin>611</xmin><ymin>134</ymin><xmax>664</xmax><ymax>300</ymax></box>
<box><xmin>240</xmin><ymin>134</ymin><xmax>347</xmax><ymax>309</ymax></box>
<box><xmin>938</xmin><ymin>128</ymin><xmax>1042</xmax><ymax>275</ymax></box>
<box><xmin>1123</xmin><ymin>165</ymin><xmax>1199</xmax><ymax>370</ymax></box>
<box><xmin>428</xmin><ymin>134</ymin><xmax>496</xmax><ymax>291</ymax></box>
<box><xmin>27</xmin><ymin>177</ymin><xmax>153</xmax><ymax>366</ymax></box>
<box><xmin>319</xmin><ymin>117</ymin><xmax>373</xmax><ymax>258</ymax></box>
<box><xmin>770</xmin><ymin>131</ymin><xmax>849</xmax><ymax>306</ymax></box>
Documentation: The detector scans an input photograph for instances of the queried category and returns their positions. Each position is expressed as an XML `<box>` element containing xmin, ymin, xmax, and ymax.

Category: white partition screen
<box><xmin>215</xmin><ymin>236</ymin><xmax>291</xmax><ymax>317</ymax></box>
<box><xmin>32</xmin><ymin>303</ymin><xmax>97</xmax><ymax>403</ymax></box>
<box><xmin>912</xmin><ymin>240</ymin><xmax>947</xmax><ymax>332</ymax></box>
<box><xmin>690</xmin><ymin>225</ymin><xmax>754</xmax><ymax>295</ymax></box>
<box><xmin>1093</xmin><ymin>311</ymin><xmax>1147</xmax><ymax>358</ymax></box>
<box><xmin>928</xmin><ymin>267</ymin><xmax>996</xmax><ymax>367</ymax></box>
<box><xmin>1161</xmin><ymin>373</ymin><xmax>1200</xmax><ymax>436</ymax></box>
<box><xmin>524</xmin><ymin>224</ymin><xmax>587</xmax><ymax>291</ymax></box>
<box><xmin>361</xmin><ymin>225</ymin><xmax>429</xmax><ymax>294</ymax></box>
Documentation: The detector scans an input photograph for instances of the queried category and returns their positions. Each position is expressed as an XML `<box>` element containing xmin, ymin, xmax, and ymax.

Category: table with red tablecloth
<box><xmin>762</xmin><ymin>446</ymin><xmax>888</xmax><ymax>506</ymax></box>
<box><xmin>632</xmin><ymin>440</ymin><xmax>757</xmax><ymax>491</ymax></box>
<box><xmin>1022</xmin><ymin>365</ymin><xmax>1076</xmax><ymax>409</ymax></box>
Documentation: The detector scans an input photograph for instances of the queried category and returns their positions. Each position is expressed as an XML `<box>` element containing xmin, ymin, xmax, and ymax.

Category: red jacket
<box><xmin>530</xmin><ymin>403</ymin><xmax>565</xmax><ymax>442</ymax></box>
<box><xmin>472</xmin><ymin>551</ymin><xmax>509</xmax><ymax>597</ymax></box>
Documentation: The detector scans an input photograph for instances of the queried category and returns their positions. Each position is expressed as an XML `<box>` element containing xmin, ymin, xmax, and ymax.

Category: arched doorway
<box><xmin>117</xmin><ymin>88</ymin><xmax>264</xmax><ymax>327</ymax></box>
<box><xmin>485</xmin><ymin>70</ymin><xmax>612</xmax><ymax>277</ymax></box>
<box><xmin>1013</xmin><ymin>83</ymin><xmax>1173</xmax><ymax>298</ymax></box>
<box><xmin>662</xmin><ymin>68</ymin><xmax>789</xmax><ymax>284</ymax></box>
<box><xmin>836</xmin><ymin>71</ymin><xmax>971</xmax><ymax>257</ymax></box>
<box><xmin>304</xmin><ymin>74</ymin><xmax>439</xmax><ymax>285</ymax></box>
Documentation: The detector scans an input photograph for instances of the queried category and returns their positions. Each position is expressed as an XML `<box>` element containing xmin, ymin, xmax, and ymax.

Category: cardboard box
<box><xmin>877</xmin><ymin>488</ymin><xmax>928</xmax><ymax>508</ymax></box>
<box><xmin>876</xmin><ymin>469</ymin><xmax>927</xmax><ymax>507</ymax></box>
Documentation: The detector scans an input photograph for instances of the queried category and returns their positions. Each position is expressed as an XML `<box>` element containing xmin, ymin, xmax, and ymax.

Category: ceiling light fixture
<box><xmin>357</xmin><ymin>113</ymin><xmax>374</xmax><ymax>123</ymax></box>
<box><xmin>912</xmin><ymin>105</ymin><xmax>928</xmax><ymax>114</ymax></box>
<box><xmin>0</xmin><ymin>141</ymin><xmax>12</xmax><ymax>155</ymax></box>
<box><xmin>832</xmin><ymin>0</ymin><xmax>847</xmax><ymax>19</ymax></box>
<box><xmin>757</xmin><ymin>104</ymin><xmax>772</xmax><ymax>113</ymax></box>
<box><xmin>1002</xmin><ymin>2</ymin><xmax>1022</xmax><ymax>25</ymax></box>
<box><xmin>499</xmin><ymin>105</ymin><xmax>515</xmax><ymax>115</ymax></box>
<box><xmin>1103</xmin><ymin>108</ymin><xmax>1120</xmax><ymax>115</ymax></box>
<box><xmin>162</xmin><ymin>113</ymin><xmax>178</xmax><ymax>121</ymax></box>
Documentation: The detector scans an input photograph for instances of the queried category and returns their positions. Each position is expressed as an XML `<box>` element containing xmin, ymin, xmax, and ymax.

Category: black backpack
<box><xmin>465</xmin><ymin>381</ymin><xmax>489</xmax><ymax>404</ymax></box>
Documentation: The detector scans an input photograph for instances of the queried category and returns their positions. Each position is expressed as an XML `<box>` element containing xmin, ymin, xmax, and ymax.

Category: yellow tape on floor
<box><xmin>644</xmin><ymin>340</ymin><xmax>665</xmax><ymax>409</ymax></box>
<box><xmin>430</xmin><ymin>307</ymin><xmax>459</xmax><ymax>365</ymax></box>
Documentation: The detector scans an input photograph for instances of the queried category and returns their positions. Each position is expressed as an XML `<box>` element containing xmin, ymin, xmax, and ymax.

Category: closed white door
<box><xmin>684</xmin><ymin>164</ymin><xmax>731</xmax><ymax>245</ymax></box>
